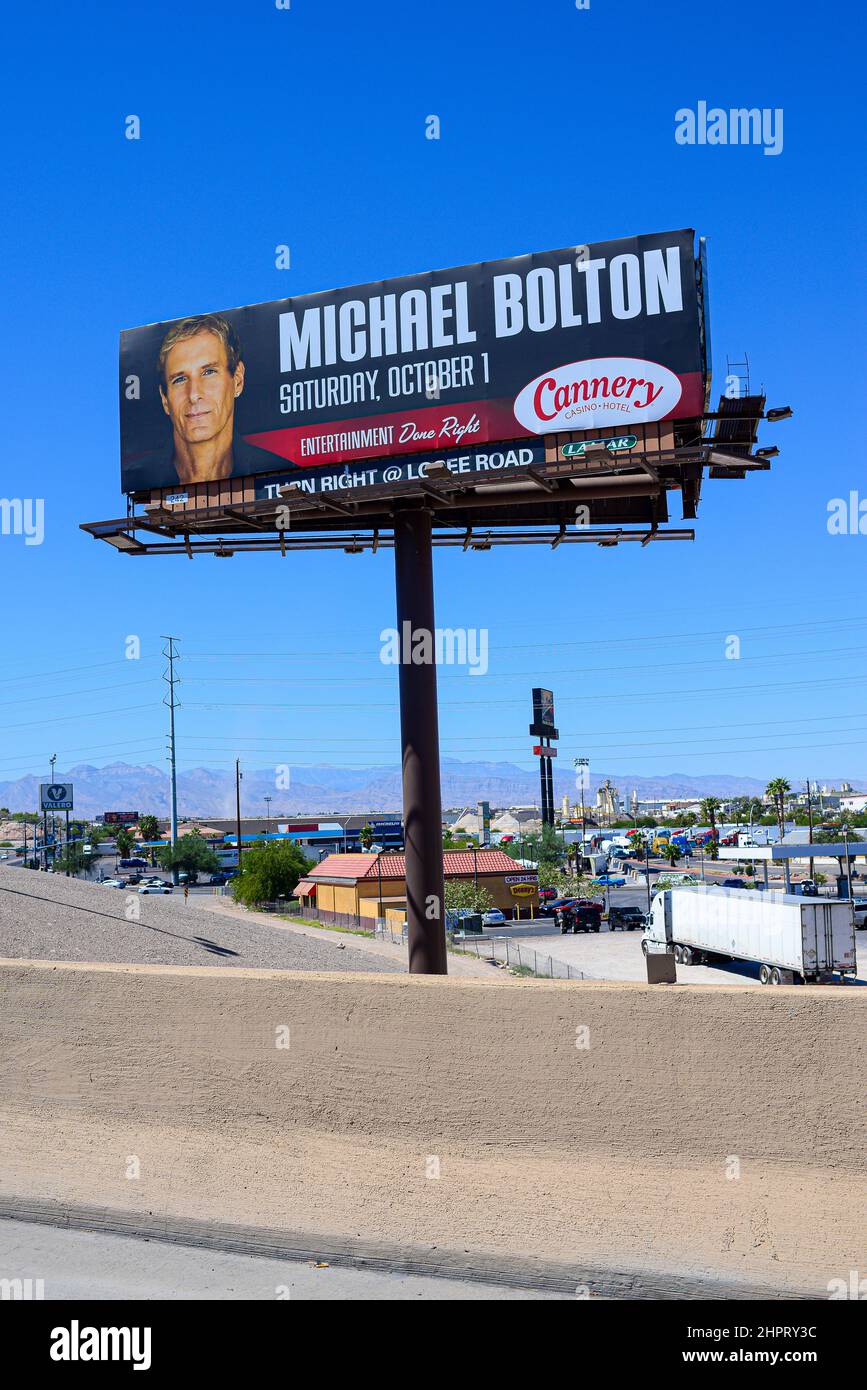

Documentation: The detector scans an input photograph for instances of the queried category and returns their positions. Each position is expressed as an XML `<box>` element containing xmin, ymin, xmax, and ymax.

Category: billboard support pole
<box><xmin>545</xmin><ymin>748</ymin><xmax>554</xmax><ymax>828</ymax></box>
<box><xmin>393</xmin><ymin>509</ymin><xmax>447</xmax><ymax>975</ymax></box>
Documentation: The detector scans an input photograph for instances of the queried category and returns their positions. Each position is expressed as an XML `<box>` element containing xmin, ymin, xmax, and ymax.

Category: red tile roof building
<box><xmin>295</xmin><ymin>849</ymin><xmax>538</xmax><ymax>925</ymax></box>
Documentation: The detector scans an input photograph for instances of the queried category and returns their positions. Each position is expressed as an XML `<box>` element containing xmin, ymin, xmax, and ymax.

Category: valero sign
<box><xmin>40</xmin><ymin>783</ymin><xmax>73</xmax><ymax>811</ymax></box>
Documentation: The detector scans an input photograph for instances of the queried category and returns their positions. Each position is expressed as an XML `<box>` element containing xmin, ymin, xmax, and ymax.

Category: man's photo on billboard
<box><xmin>125</xmin><ymin>313</ymin><xmax>293</xmax><ymax>491</ymax></box>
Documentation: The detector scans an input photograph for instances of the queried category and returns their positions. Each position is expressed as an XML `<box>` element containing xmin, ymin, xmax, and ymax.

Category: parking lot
<box><xmin>488</xmin><ymin>884</ymin><xmax>867</xmax><ymax>987</ymax></box>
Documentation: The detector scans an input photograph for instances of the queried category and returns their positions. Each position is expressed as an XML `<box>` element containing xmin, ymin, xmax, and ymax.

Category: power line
<box><xmin>0</xmin><ymin>703</ymin><xmax>156</xmax><ymax>733</ymax></box>
<box><xmin>177</xmin><ymin>643</ymin><xmax>866</xmax><ymax>685</ymax></box>
<box><xmin>0</xmin><ymin>656</ymin><xmax>160</xmax><ymax>688</ymax></box>
<box><xmin>171</xmin><ymin>710</ymin><xmax>867</xmax><ymax>745</ymax></box>
<box><xmin>180</xmin><ymin>614</ymin><xmax>867</xmax><ymax>661</ymax></box>
<box><xmin>183</xmin><ymin>672</ymin><xmax>867</xmax><ymax>712</ymax></box>
<box><xmin>0</xmin><ymin>678</ymin><xmax>158</xmax><ymax>710</ymax></box>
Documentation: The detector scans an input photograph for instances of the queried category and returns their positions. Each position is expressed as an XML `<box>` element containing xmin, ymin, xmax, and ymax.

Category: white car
<box><xmin>138</xmin><ymin>884</ymin><xmax>173</xmax><ymax>894</ymax></box>
<box><xmin>482</xmin><ymin>909</ymin><xmax>506</xmax><ymax>926</ymax></box>
<box><xmin>101</xmin><ymin>878</ymin><xmax>126</xmax><ymax>889</ymax></box>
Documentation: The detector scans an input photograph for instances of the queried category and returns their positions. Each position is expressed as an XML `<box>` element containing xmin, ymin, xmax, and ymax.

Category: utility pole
<box><xmin>264</xmin><ymin>795</ymin><xmax>272</xmax><ymax>838</ymax></box>
<box><xmin>235</xmin><ymin>758</ymin><xmax>243</xmax><ymax>872</ymax></box>
<box><xmin>161</xmin><ymin>636</ymin><xmax>180</xmax><ymax>867</ymax></box>
<box><xmin>47</xmin><ymin>752</ymin><xmax>57</xmax><ymax>870</ymax></box>
<box><xmin>805</xmin><ymin>777</ymin><xmax>815</xmax><ymax>880</ymax></box>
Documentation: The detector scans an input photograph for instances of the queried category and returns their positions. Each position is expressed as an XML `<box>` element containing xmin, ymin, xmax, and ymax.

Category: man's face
<box><xmin>159</xmin><ymin>331</ymin><xmax>244</xmax><ymax>444</ymax></box>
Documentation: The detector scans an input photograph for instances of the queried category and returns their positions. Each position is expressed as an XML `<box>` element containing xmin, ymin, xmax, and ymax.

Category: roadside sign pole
<box><xmin>393</xmin><ymin>509</ymin><xmax>447</xmax><ymax>974</ymax></box>
<box><xmin>65</xmin><ymin>809</ymin><xmax>70</xmax><ymax>876</ymax></box>
<box><xmin>235</xmin><ymin>758</ymin><xmax>243</xmax><ymax>872</ymax></box>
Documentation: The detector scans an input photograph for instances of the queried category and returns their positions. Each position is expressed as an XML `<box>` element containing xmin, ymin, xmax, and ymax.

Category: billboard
<box><xmin>532</xmin><ymin>688</ymin><xmax>555</xmax><ymax>726</ymax></box>
<box><xmin>103</xmin><ymin>810</ymin><xmax>140</xmax><ymax>826</ymax></box>
<box><xmin>119</xmin><ymin>229</ymin><xmax>707</xmax><ymax>496</ymax></box>
<box><xmin>530</xmin><ymin>688</ymin><xmax>558</xmax><ymax>741</ymax></box>
<box><xmin>40</xmin><ymin>783</ymin><xmax>73</xmax><ymax>811</ymax></box>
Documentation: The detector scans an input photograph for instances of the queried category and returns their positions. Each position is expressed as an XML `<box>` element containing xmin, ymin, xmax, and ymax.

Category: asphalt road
<box><xmin>0</xmin><ymin>1219</ymin><xmax>562</xmax><ymax>1300</ymax></box>
<box><xmin>0</xmin><ymin>866</ymin><xmax>401</xmax><ymax>973</ymax></box>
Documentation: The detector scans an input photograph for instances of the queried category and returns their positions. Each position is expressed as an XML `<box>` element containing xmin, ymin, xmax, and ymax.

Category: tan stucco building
<box><xmin>295</xmin><ymin>849</ymin><xmax>538</xmax><ymax>923</ymax></box>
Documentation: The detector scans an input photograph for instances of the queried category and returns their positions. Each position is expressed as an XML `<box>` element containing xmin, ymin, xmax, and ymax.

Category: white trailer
<box><xmin>643</xmin><ymin>885</ymin><xmax>856</xmax><ymax>984</ymax></box>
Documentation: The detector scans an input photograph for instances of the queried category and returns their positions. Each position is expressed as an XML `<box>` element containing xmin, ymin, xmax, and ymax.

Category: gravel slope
<box><xmin>0</xmin><ymin>867</ymin><xmax>400</xmax><ymax>973</ymax></box>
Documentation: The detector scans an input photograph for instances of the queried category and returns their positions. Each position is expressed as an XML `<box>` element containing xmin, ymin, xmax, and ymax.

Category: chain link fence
<box><xmin>259</xmin><ymin>901</ymin><xmax>584</xmax><ymax>975</ymax></box>
<box><xmin>452</xmin><ymin>934</ymin><xmax>586</xmax><ymax>979</ymax></box>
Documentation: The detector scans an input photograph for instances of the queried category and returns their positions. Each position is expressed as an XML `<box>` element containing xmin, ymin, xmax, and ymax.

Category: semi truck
<box><xmin>642</xmin><ymin>885</ymin><xmax>856</xmax><ymax>984</ymax></box>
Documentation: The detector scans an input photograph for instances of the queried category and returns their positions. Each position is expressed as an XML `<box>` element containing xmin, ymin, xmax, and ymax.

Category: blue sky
<box><xmin>0</xmin><ymin>0</ymin><xmax>864</xmax><ymax>792</ymax></box>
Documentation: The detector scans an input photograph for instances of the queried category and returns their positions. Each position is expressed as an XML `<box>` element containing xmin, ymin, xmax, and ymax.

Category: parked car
<box><xmin>608</xmin><ymin>905</ymin><xmax>647</xmax><ymax>931</ymax></box>
<box><xmin>560</xmin><ymin>904</ymin><xmax>602</xmax><ymax>934</ymax></box>
<box><xmin>543</xmin><ymin>895</ymin><xmax>580</xmax><ymax>916</ymax></box>
<box><xmin>101</xmin><ymin>878</ymin><xmax>126</xmax><ymax>888</ymax></box>
<box><xmin>555</xmin><ymin>899</ymin><xmax>603</xmax><ymax>932</ymax></box>
<box><xmin>138</xmin><ymin>884</ymin><xmax>173</xmax><ymax>894</ymax></box>
<box><xmin>207</xmin><ymin>873</ymin><xmax>231</xmax><ymax>885</ymax></box>
<box><xmin>141</xmin><ymin>876</ymin><xmax>168</xmax><ymax>887</ymax></box>
<box><xmin>482</xmin><ymin>909</ymin><xmax>506</xmax><ymax>927</ymax></box>
<box><xmin>538</xmin><ymin>886</ymin><xmax>558</xmax><ymax>903</ymax></box>
<box><xmin>852</xmin><ymin>899</ymin><xmax>867</xmax><ymax>929</ymax></box>
<box><xmin>593</xmin><ymin>872</ymin><xmax>626</xmax><ymax>887</ymax></box>
<box><xmin>722</xmin><ymin>878</ymin><xmax>747</xmax><ymax>890</ymax></box>
<box><xmin>118</xmin><ymin>857</ymin><xmax>148</xmax><ymax>869</ymax></box>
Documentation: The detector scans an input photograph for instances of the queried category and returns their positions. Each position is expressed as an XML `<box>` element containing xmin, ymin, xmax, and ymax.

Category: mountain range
<box><xmin>0</xmin><ymin>760</ymin><xmax>809</xmax><ymax>819</ymax></box>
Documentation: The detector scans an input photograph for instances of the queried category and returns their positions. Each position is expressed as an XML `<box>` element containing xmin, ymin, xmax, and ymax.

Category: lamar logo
<box><xmin>514</xmin><ymin>356</ymin><xmax>682</xmax><ymax>433</ymax></box>
<box><xmin>50</xmin><ymin>1321</ymin><xmax>152</xmax><ymax>1371</ymax></box>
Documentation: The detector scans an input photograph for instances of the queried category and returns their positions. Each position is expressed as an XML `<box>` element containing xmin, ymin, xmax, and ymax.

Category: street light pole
<box><xmin>644</xmin><ymin>841</ymin><xmax>651</xmax><ymax>913</ymax></box>
<box><xmin>842</xmin><ymin>824</ymin><xmax>854</xmax><ymax>932</ymax></box>
<box><xmin>235</xmin><ymin>759</ymin><xmax>243</xmax><ymax>872</ymax></box>
<box><xmin>264</xmin><ymin>795</ymin><xmax>272</xmax><ymax>839</ymax></box>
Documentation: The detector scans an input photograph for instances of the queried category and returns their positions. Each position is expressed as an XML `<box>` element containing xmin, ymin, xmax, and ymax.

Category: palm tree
<box><xmin>700</xmin><ymin>796</ymin><xmax>721</xmax><ymax>841</ymax></box>
<box><xmin>765</xmin><ymin>778</ymin><xmax>791</xmax><ymax>843</ymax></box>
<box><xmin>138</xmin><ymin>815</ymin><xmax>160</xmax><ymax>865</ymax></box>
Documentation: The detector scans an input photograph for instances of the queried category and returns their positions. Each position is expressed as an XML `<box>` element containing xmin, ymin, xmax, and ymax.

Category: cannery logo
<box><xmin>514</xmin><ymin>357</ymin><xmax>682</xmax><ymax>433</ymax></box>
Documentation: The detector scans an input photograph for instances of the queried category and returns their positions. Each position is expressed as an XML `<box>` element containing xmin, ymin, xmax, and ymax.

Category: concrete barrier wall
<box><xmin>1</xmin><ymin>959</ymin><xmax>862</xmax><ymax>1166</ymax></box>
<box><xmin>1</xmin><ymin>960</ymin><xmax>863</xmax><ymax>1294</ymax></box>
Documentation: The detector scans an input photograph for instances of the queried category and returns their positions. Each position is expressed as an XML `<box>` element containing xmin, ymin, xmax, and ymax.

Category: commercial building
<box><xmin>158</xmin><ymin>813</ymin><xmax>404</xmax><ymax>863</ymax></box>
<box><xmin>295</xmin><ymin>849</ymin><xmax>538</xmax><ymax>924</ymax></box>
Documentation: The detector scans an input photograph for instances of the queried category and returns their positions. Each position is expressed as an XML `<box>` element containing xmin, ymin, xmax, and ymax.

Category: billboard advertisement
<box><xmin>119</xmin><ymin>229</ymin><xmax>707</xmax><ymax>495</ymax></box>
<box><xmin>103</xmin><ymin>810</ymin><xmax>140</xmax><ymax>826</ymax></box>
<box><xmin>533</xmin><ymin>688</ymin><xmax>556</xmax><ymax>727</ymax></box>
